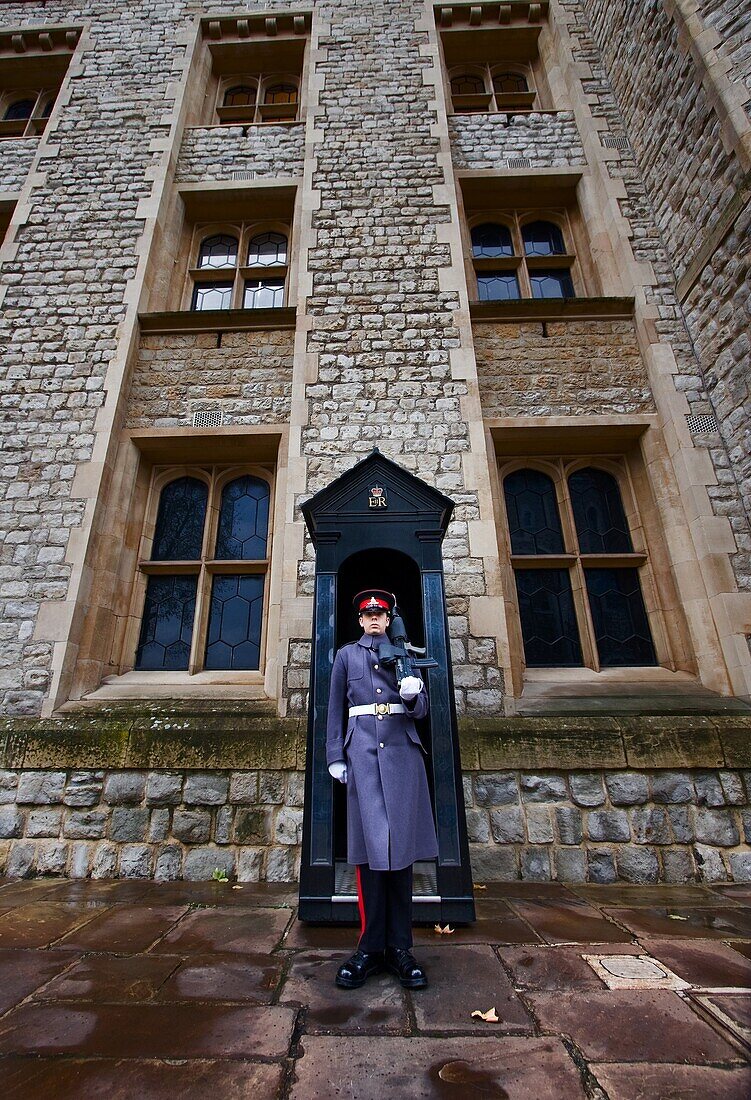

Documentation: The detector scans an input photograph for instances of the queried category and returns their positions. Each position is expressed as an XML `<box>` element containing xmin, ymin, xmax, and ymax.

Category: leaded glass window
<box><xmin>134</xmin><ymin>469</ymin><xmax>272</xmax><ymax>674</ymax></box>
<box><xmin>471</xmin><ymin>223</ymin><xmax>513</xmax><ymax>259</ymax></box>
<box><xmin>522</xmin><ymin>220</ymin><xmax>566</xmax><ymax>256</ymax></box>
<box><xmin>502</xmin><ymin>461</ymin><xmax>659</xmax><ymax>671</ymax></box>
<box><xmin>189</xmin><ymin>223</ymin><xmax>290</xmax><ymax>311</ymax></box>
<box><xmin>477</xmin><ymin>272</ymin><xmax>520</xmax><ymax>301</ymax></box>
<box><xmin>529</xmin><ymin>268</ymin><xmax>575</xmax><ymax>299</ymax></box>
<box><xmin>197</xmin><ymin>234</ymin><xmax>238</xmax><ymax>270</ymax></box>
<box><xmin>247</xmin><ymin>232</ymin><xmax>288</xmax><ymax>268</ymax></box>
<box><xmin>470</xmin><ymin>212</ymin><xmax>577</xmax><ymax>301</ymax></box>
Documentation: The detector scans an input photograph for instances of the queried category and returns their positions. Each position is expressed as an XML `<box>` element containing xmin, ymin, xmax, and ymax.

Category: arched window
<box><xmin>224</xmin><ymin>85</ymin><xmax>256</xmax><ymax>108</ymax></box>
<box><xmin>471</xmin><ymin>222</ymin><xmax>520</xmax><ymax>301</ymax></box>
<box><xmin>471</xmin><ymin>223</ymin><xmax>513</xmax><ymax>259</ymax></box>
<box><xmin>264</xmin><ymin>83</ymin><xmax>298</xmax><ymax>105</ymax></box>
<box><xmin>135</xmin><ymin>470</ymin><xmax>272</xmax><ymax>673</ymax></box>
<box><xmin>493</xmin><ymin>72</ymin><xmax>528</xmax><ymax>94</ymax></box>
<box><xmin>197</xmin><ymin>234</ymin><xmax>238</xmax><ymax>270</ymax></box>
<box><xmin>1</xmin><ymin>89</ymin><xmax>59</xmax><ymax>136</ymax></box>
<box><xmin>217</xmin><ymin>75</ymin><xmax>299</xmax><ymax>125</ymax></box>
<box><xmin>451</xmin><ymin>74</ymin><xmax>486</xmax><ymax>96</ymax></box>
<box><xmin>568</xmin><ymin>468</ymin><xmax>655</xmax><ymax>667</ymax></box>
<box><xmin>504</xmin><ymin>469</ymin><xmax>582</xmax><ymax>667</ymax></box>
<box><xmin>190</xmin><ymin>225</ymin><xmax>289</xmax><ymax>311</ymax></box>
<box><xmin>450</xmin><ymin>63</ymin><xmax>535</xmax><ymax>114</ymax></box>
<box><xmin>468</xmin><ymin>213</ymin><xmax>578</xmax><ymax>302</ymax></box>
<box><xmin>501</xmin><ymin>461</ymin><xmax>658</xmax><ymax>671</ymax></box>
<box><xmin>244</xmin><ymin>231</ymin><xmax>288</xmax><ymax>309</ymax></box>
<box><xmin>4</xmin><ymin>98</ymin><xmax>35</xmax><ymax>121</ymax></box>
<box><xmin>522</xmin><ymin>220</ymin><xmax>566</xmax><ymax>256</ymax></box>
<box><xmin>247</xmin><ymin>231</ymin><xmax>288</xmax><ymax>268</ymax></box>
<box><xmin>522</xmin><ymin>220</ymin><xmax>575</xmax><ymax>299</ymax></box>
<box><xmin>450</xmin><ymin>72</ymin><xmax>491</xmax><ymax>114</ymax></box>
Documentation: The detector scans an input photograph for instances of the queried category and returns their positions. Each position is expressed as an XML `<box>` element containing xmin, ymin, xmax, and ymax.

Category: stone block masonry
<box><xmin>175</xmin><ymin>123</ymin><xmax>305</xmax><ymax>183</ymax></box>
<box><xmin>126</xmin><ymin>329</ymin><xmax>295</xmax><ymax>428</ymax></box>
<box><xmin>449</xmin><ymin>111</ymin><xmax>586</xmax><ymax>171</ymax></box>
<box><xmin>0</xmin><ymin>762</ymin><xmax>749</xmax><ymax>884</ymax></box>
<box><xmin>0</xmin><ymin>139</ymin><xmax>38</xmax><ymax>194</ymax></box>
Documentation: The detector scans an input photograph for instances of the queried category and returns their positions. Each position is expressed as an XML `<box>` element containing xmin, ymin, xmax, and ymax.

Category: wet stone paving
<box><xmin>0</xmin><ymin>879</ymin><xmax>748</xmax><ymax>1097</ymax></box>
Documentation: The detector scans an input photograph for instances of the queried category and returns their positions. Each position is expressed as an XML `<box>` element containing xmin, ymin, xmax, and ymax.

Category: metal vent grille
<box><xmin>686</xmin><ymin>413</ymin><xmax>718</xmax><ymax>434</ymax></box>
<box><xmin>232</xmin><ymin>169</ymin><xmax>256</xmax><ymax>181</ymax></box>
<box><xmin>192</xmin><ymin>409</ymin><xmax>224</xmax><ymax>429</ymax></box>
<box><xmin>507</xmin><ymin>157</ymin><xmax>531</xmax><ymax>169</ymax></box>
<box><xmin>602</xmin><ymin>134</ymin><xmax>630</xmax><ymax>151</ymax></box>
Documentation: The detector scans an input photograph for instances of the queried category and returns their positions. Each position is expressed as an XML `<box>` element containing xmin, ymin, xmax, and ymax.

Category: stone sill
<box><xmin>1</xmin><ymin>709</ymin><xmax>749</xmax><ymax>772</ymax></box>
<box><xmin>138</xmin><ymin>306</ymin><xmax>297</xmax><ymax>335</ymax></box>
<box><xmin>470</xmin><ymin>297</ymin><xmax>635</xmax><ymax>323</ymax></box>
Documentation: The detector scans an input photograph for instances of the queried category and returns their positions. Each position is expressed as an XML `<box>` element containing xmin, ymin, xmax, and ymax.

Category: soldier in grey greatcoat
<box><xmin>327</xmin><ymin>589</ymin><xmax>437</xmax><ymax>989</ymax></box>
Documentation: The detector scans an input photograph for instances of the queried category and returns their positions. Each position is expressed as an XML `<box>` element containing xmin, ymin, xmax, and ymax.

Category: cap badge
<box><xmin>369</xmin><ymin>485</ymin><xmax>387</xmax><ymax>509</ymax></box>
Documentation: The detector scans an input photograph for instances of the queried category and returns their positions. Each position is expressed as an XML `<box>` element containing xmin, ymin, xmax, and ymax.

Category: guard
<box><xmin>327</xmin><ymin>589</ymin><xmax>438</xmax><ymax>989</ymax></box>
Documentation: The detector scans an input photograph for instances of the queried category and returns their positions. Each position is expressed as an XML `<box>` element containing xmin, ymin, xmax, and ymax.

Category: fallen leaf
<box><xmin>473</xmin><ymin>883</ymin><xmax>487</xmax><ymax>891</ymax></box>
<box><xmin>471</xmin><ymin>1007</ymin><xmax>499</xmax><ymax>1022</ymax></box>
<box><xmin>232</xmin><ymin>885</ymin><xmax>243</xmax><ymax>890</ymax></box>
<box><xmin>434</xmin><ymin>924</ymin><xmax>455</xmax><ymax>935</ymax></box>
<box><xmin>668</xmin><ymin>914</ymin><xmax>688</xmax><ymax>920</ymax></box>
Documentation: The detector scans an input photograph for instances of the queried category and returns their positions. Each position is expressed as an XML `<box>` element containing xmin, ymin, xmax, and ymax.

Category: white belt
<box><xmin>349</xmin><ymin>703</ymin><xmax>406</xmax><ymax>716</ymax></box>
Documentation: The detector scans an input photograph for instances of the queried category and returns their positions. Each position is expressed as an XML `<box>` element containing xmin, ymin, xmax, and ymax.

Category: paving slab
<box><xmin>408</xmin><ymin>944</ymin><xmax>534</xmax><ymax>1033</ymax></box>
<box><xmin>507</xmin><ymin>898</ymin><xmax>633</xmax><ymax>944</ymax></box>
<box><xmin>643</xmin><ymin>937</ymin><xmax>751</xmax><ymax>988</ymax></box>
<box><xmin>156</xmin><ymin>952</ymin><xmax>283</xmax><ymax>1003</ymax></box>
<box><xmin>283</xmin><ymin>918</ymin><xmax>361</xmax><ymax>950</ymax></box>
<box><xmin>0</xmin><ymin>880</ymin><xmax>75</xmax><ymax>906</ymax></box>
<box><xmin>529</xmin><ymin>989</ymin><xmax>743</xmax><ymax>1062</ymax></box>
<box><xmin>0</xmin><ymin>1057</ymin><xmax>285</xmax><ymax>1100</ymax></box>
<box><xmin>0</xmin><ymin>1003</ymin><xmax>297</xmax><ymax>1059</ymax></box>
<box><xmin>143</xmin><ymin>881</ymin><xmax>298</xmax><ymax>908</ymax></box>
<box><xmin>0</xmin><ymin>903</ymin><xmax>105</xmax><ymax>949</ymax></box>
<box><xmin>592</xmin><ymin>1062</ymin><xmax>751</xmax><ymax>1100</ymax></box>
<box><xmin>55</xmin><ymin>905</ymin><xmax>189</xmax><ymax>953</ymax></box>
<box><xmin>474</xmin><ymin>882</ymin><xmax>576</xmax><ymax>901</ymax></box>
<box><xmin>712</xmin><ymin>884</ymin><xmax>751</xmax><ymax>903</ymax></box>
<box><xmin>281</xmin><ymin>951</ymin><xmax>408</xmax><ymax>1033</ymax></box>
<box><xmin>498</xmin><ymin>943</ymin><xmax>642</xmax><ymax>991</ymax></box>
<box><xmin>0</xmin><ymin>949</ymin><xmax>77</xmax><ymax>1013</ymax></box>
<box><xmin>150</xmin><ymin>907</ymin><xmax>291</xmax><ymax>955</ymax></box>
<box><xmin>568</xmin><ymin>884</ymin><xmax>724</xmax><ymax>908</ymax></box>
<box><xmin>291</xmin><ymin>1035</ymin><xmax>586</xmax><ymax>1099</ymax></box>
<box><xmin>729</xmin><ymin>941</ymin><xmax>751</xmax><ymax>962</ymax></box>
<box><xmin>604</xmin><ymin>906</ymin><xmax>751</xmax><ymax>940</ymax></box>
<box><xmin>43</xmin><ymin>880</ymin><xmax>153</xmax><ymax>904</ymax></box>
<box><xmin>703</xmin><ymin>992</ymin><xmax>751</xmax><ymax>1030</ymax></box>
<box><xmin>32</xmin><ymin>955</ymin><xmax>180</xmax><ymax>1003</ymax></box>
<box><xmin>414</xmin><ymin>901</ymin><xmax>540</xmax><ymax>945</ymax></box>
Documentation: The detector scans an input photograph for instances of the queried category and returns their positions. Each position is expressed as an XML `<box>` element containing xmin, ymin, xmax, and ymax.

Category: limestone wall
<box><xmin>473</xmin><ymin>319</ymin><xmax>655</xmax><ymax>418</ymax></box>
<box><xmin>0</xmin><ymin>139</ymin><xmax>37</xmax><ymax>194</ymax></box>
<box><xmin>175</xmin><ymin>123</ymin><xmax>305</xmax><ymax>183</ymax></box>
<box><xmin>126</xmin><ymin>330</ymin><xmax>295</xmax><ymax>429</ymax></box>
<box><xmin>697</xmin><ymin>0</ymin><xmax>751</xmax><ymax>100</ymax></box>
<box><xmin>449</xmin><ymin>111</ymin><xmax>586</xmax><ymax>170</ymax></box>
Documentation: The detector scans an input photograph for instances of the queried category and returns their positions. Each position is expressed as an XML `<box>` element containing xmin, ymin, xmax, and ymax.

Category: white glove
<box><xmin>399</xmin><ymin>676</ymin><xmax>423</xmax><ymax>701</ymax></box>
<box><xmin>328</xmin><ymin>762</ymin><xmax>347</xmax><ymax>784</ymax></box>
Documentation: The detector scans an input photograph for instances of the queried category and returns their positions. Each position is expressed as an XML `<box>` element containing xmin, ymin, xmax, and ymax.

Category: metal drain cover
<box><xmin>584</xmin><ymin>954</ymin><xmax>691</xmax><ymax>990</ymax></box>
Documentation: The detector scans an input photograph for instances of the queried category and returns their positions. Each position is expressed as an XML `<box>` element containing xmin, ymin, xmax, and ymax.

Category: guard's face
<box><xmin>359</xmin><ymin>611</ymin><xmax>389</xmax><ymax>636</ymax></box>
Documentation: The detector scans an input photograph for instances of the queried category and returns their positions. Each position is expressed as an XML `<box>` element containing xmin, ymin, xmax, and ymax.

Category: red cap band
<box><xmin>358</xmin><ymin>597</ymin><xmax>389</xmax><ymax>612</ymax></box>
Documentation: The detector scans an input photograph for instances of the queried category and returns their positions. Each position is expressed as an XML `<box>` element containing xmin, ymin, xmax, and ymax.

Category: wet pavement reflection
<box><xmin>0</xmin><ymin>878</ymin><xmax>747</xmax><ymax>1098</ymax></box>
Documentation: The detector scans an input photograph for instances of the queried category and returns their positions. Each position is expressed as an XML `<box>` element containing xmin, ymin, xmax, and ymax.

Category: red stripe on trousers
<box><xmin>355</xmin><ymin>865</ymin><xmax>366</xmax><ymax>945</ymax></box>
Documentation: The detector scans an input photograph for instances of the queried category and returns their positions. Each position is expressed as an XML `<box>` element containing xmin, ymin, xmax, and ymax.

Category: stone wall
<box><xmin>0</xmin><ymin>138</ymin><xmax>37</xmax><ymax>194</ymax></box>
<box><xmin>697</xmin><ymin>0</ymin><xmax>751</xmax><ymax>100</ymax></box>
<box><xmin>473</xmin><ymin>318</ymin><xmax>654</xmax><ymax>418</ymax></box>
<box><xmin>1</xmin><ymin>761</ymin><xmax>749</xmax><ymax>884</ymax></box>
<box><xmin>449</xmin><ymin>111</ymin><xmax>586</xmax><ymax>171</ymax></box>
<box><xmin>126</xmin><ymin>329</ymin><xmax>295</xmax><ymax>428</ymax></box>
<box><xmin>175</xmin><ymin>123</ymin><xmax>305</xmax><ymax>182</ymax></box>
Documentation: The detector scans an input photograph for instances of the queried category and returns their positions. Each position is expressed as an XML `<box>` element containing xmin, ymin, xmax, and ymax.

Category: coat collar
<box><xmin>356</xmin><ymin>633</ymin><xmax>385</xmax><ymax>649</ymax></box>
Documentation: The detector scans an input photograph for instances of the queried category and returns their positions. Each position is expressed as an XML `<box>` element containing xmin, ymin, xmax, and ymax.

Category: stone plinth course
<box><xmin>0</xmin><ymin>878</ymin><xmax>746</xmax><ymax>1097</ymax></box>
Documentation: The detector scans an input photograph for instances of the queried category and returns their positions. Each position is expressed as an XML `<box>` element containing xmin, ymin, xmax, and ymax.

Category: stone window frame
<box><xmin>467</xmin><ymin>209</ymin><xmax>581</xmax><ymax>301</ymax></box>
<box><xmin>215</xmin><ymin>73</ymin><xmax>301</xmax><ymax>126</ymax></box>
<box><xmin>448</xmin><ymin>62</ymin><xmax>537</xmax><ymax>114</ymax></box>
<box><xmin>0</xmin><ymin>86</ymin><xmax>58</xmax><ymax>138</ymax></box>
<box><xmin>186</xmin><ymin>219</ymin><xmax>291</xmax><ymax>313</ymax></box>
<box><xmin>497</xmin><ymin>454</ymin><xmax>671</xmax><ymax>676</ymax></box>
<box><xmin>123</xmin><ymin>463</ymin><xmax>276</xmax><ymax>679</ymax></box>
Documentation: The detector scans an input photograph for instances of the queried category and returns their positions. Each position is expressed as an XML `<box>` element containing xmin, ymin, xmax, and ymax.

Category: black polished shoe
<box><xmin>385</xmin><ymin>946</ymin><xmax>428</xmax><ymax>989</ymax></box>
<box><xmin>335</xmin><ymin>949</ymin><xmax>384</xmax><ymax>989</ymax></box>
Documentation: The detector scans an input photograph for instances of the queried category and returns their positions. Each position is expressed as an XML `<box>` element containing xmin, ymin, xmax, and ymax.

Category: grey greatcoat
<box><xmin>326</xmin><ymin>634</ymin><xmax>438</xmax><ymax>871</ymax></box>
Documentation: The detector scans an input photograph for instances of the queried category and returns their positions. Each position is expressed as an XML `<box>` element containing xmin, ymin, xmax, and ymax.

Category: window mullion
<box><xmin>189</xmin><ymin>563</ymin><xmax>209</xmax><ymax>674</ymax></box>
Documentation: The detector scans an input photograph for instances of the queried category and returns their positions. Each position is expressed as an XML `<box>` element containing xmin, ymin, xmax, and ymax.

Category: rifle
<box><xmin>379</xmin><ymin>602</ymin><xmax>438</xmax><ymax>683</ymax></box>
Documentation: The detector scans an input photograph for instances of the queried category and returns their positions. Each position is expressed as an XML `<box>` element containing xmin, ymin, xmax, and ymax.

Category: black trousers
<box><xmin>356</xmin><ymin>863</ymin><xmax>413</xmax><ymax>952</ymax></box>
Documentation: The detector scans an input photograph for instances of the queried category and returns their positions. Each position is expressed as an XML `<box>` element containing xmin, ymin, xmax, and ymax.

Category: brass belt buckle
<box><xmin>376</xmin><ymin>703</ymin><xmax>388</xmax><ymax>715</ymax></box>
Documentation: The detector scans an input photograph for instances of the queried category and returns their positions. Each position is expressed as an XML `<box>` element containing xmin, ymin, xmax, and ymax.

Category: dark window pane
<box><xmin>451</xmin><ymin>74</ymin><xmax>485</xmax><ymax>95</ymax></box>
<box><xmin>215</xmin><ymin>475</ymin><xmax>270</xmax><ymax>560</ymax></box>
<box><xmin>477</xmin><ymin>272</ymin><xmax>520</xmax><ymax>301</ymax></box>
<box><xmin>522</xmin><ymin>220</ymin><xmax>566</xmax><ymax>256</ymax></box>
<box><xmin>192</xmin><ymin>281</ymin><xmax>233</xmax><ymax>310</ymax></box>
<box><xmin>493</xmin><ymin>72</ymin><xmax>528</xmax><ymax>93</ymax></box>
<box><xmin>530</xmin><ymin>268</ymin><xmax>575</xmax><ymax>299</ymax></box>
<box><xmin>504</xmin><ymin>469</ymin><xmax>565</xmax><ymax>555</ymax></box>
<box><xmin>4</xmin><ymin>98</ymin><xmax>35</xmax><ymax>121</ymax></box>
<box><xmin>224</xmin><ymin>85</ymin><xmax>256</xmax><ymax>107</ymax></box>
<box><xmin>264</xmin><ymin>83</ymin><xmax>297</xmax><ymax>104</ymax></box>
<box><xmin>569</xmin><ymin>467</ymin><xmax>633</xmax><ymax>553</ymax></box>
<box><xmin>584</xmin><ymin>568</ymin><xmax>657</xmax><ymax>666</ymax></box>
<box><xmin>42</xmin><ymin>99</ymin><xmax>55</xmax><ymax>118</ymax></box>
<box><xmin>247</xmin><ymin>231</ymin><xmax>288</xmax><ymax>268</ymax></box>
<box><xmin>152</xmin><ymin>477</ymin><xmax>208</xmax><ymax>561</ymax></box>
<box><xmin>135</xmin><ymin>574</ymin><xmax>197</xmax><ymax>670</ymax></box>
<box><xmin>205</xmin><ymin>574</ymin><xmax>264</xmax><ymax>669</ymax></box>
<box><xmin>471</xmin><ymin>222</ymin><xmax>513</xmax><ymax>258</ymax></box>
<box><xmin>243</xmin><ymin>277</ymin><xmax>284</xmax><ymax>309</ymax></box>
<box><xmin>515</xmin><ymin>569</ymin><xmax>582</xmax><ymax>667</ymax></box>
<box><xmin>197</xmin><ymin>235</ymin><xmax>238</xmax><ymax>270</ymax></box>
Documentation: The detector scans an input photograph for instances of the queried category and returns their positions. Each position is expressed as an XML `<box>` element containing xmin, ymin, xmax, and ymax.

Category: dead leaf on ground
<box><xmin>668</xmin><ymin>913</ymin><xmax>688</xmax><ymax>920</ymax></box>
<box><xmin>473</xmin><ymin>883</ymin><xmax>487</xmax><ymax>891</ymax></box>
<box><xmin>232</xmin><ymin>885</ymin><xmax>244</xmax><ymax>890</ymax></box>
<box><xmin>434</xmin><ymin>923</ymin><xmax>455</xmax><ymax>935</ymax></box>
<box><xmin>471</xmin><ymin>1007</ymin><xmax>499</xmax><ymax>1022</ymax></box>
